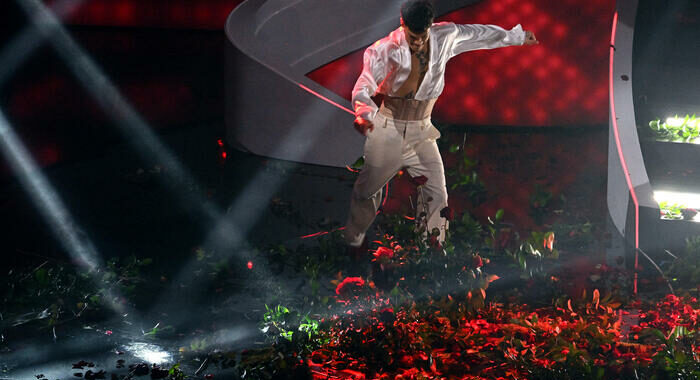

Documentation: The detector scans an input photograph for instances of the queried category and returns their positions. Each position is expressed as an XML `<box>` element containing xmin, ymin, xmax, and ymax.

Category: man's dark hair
<box><xmin>401</xmin><ymin>0</ymin><xmax>435</xmax><ymax>33</ymax></box>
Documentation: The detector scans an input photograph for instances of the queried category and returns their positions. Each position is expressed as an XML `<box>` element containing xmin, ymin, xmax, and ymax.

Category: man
<box><xmin>344</xmin><ymin>0</ymin><xmax>538</xmax><ymax>248</ymax></box>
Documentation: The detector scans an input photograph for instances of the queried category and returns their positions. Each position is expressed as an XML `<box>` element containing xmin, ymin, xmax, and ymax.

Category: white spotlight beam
<box><xmin>147</xmin><ymin>71</ymin><xmax>356</xmax><ymax>318</ymax></box>
<box><xmin>12</xmin><ymin>0</ymin><xmax>296</xmax><ymax>321</ymax></box>
<box><xmin>150</xmin><ymin>57</ymin><xmax>351</xmax><ymax>314</ymax></box>
<box><xmin>0</xmin><ymin>108</ymin><xmax>126</xmax><ymax>314</ymax></box>
<box><xmin>6</xmin><ymin>0</ymin><xmax>276</xmax><ymax>324</ymax></box>
<box><xmin>151</xmin><ymin>4</ymin><xmax>405</xmax><ymax>315</ymax></box>
<box><xmin>0</xmin><ymin>0</ymin><xmax>85</xmax><ymax>87</ymax></box>
<box><xmin>15</xmin><ymin>0</ymin><xmax>221</xmax><ymax>223</ymax></box>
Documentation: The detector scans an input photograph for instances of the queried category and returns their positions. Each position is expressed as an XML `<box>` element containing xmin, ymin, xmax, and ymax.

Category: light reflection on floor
<box><xmin>123</xmin><ymin>342</ymin><xmax>172</xmax><ymax>364</ymax></box>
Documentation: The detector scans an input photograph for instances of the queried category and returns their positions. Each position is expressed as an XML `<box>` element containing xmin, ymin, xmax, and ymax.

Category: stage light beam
<box><xmin>0</xmin><ymin>0</ymin><xmax>85</xmax><ymax>87</ymax></box>
<box><xmin>15</xmin><ymin>0</ymin><xmax>221</xmax><ymax>223</ymax></box>
<box><xmin>153</xmin><ymin>4</ymin><xmax>404</xmax><ymax>317</ymax></box>
<box><xmin>11</xmin><ymin>0</ymin><xmax>294</xmax><ymax>328</ymax></box>
<box><xmin>0</xmin><ymin>108</ymin><xmax>125</xmax><ymax>314</ymax></box>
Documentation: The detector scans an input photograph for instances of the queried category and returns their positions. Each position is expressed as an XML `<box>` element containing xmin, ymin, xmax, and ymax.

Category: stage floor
<box><xmin>0</xmin><ymin>117</ymin><xmax>611</xmax><ymax>378</ymax></box>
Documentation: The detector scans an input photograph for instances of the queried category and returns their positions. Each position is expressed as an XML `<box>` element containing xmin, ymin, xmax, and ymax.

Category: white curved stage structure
<box><xmin>224</xmin><ymin>0</ymin><xmax>480</xmax><ymax>167</ymax></box>
<box><xmin>608</xmin><ymin>0</ymin><xmax>700</xmax><ymax>269</ymax></box>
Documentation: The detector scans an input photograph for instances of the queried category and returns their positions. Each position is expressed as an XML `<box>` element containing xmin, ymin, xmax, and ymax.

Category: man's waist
<box><xmin>379</xmin><ymin>96</ymin><xmax>437</xmax><ymax>121</ymax></box>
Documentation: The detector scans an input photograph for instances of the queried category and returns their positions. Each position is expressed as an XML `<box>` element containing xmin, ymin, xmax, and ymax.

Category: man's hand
<box><xmin>524</xmin><ymin>30</ymin><xmax>538</xmax><ymax>45</ymax></box>
<box><xmin>354</xmin><ymin>117</ymin><xmax>374</xmax><ymax>136</ymax></box>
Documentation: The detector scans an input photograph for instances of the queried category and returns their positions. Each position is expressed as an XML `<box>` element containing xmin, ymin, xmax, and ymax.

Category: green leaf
<box><xmin>518</xmin><ymin>252</ymin><xmax>526</xmax><ymax>270</ymax></box>
<box><xmin>495</xmin><ymin>209</ymin><xmax>504</xmax><ymax>221</ymax></box>
<box><xmin>674</xmin><ymin>349</ymin><xmax>687</xmax><ymax>363</ymax></box>
<box><xmin>350</xmin><ymin>156</ymin><xmax>365</xmax><ymax>169</ymax></box>
<box><xmin>647</xmin><ymin>328</ymin><xmax>667</xmax><ymax>341</ymax></box>
<box><xmin>35</xmin><ymin>268</ymin><xmax>48</xmax><ymax>285</ymax></box>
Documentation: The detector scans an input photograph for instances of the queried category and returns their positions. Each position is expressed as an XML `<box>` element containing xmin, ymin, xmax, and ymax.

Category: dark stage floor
<box><xmin>0</xmin><ymin>120</ymin><xmax>610</xmax><ymax>379</ymax></box>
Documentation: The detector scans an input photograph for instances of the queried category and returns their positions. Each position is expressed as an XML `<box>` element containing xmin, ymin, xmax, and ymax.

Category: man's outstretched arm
<box><xmin>448</xmin><ymin>23</ymin><xmax>537</xmax><ymax>58</ymax></box>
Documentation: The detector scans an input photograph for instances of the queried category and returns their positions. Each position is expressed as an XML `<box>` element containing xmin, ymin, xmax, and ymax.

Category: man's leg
<box><xmin>344</xmin><ymin>115</ymin><xmax>404</xmax><ymax>247</ymax></box>
<box><xmin>403</xmin><ymin>138</ymin><xmax>448</xmax><ymax>242</ymax></box>
<box><xmin>344</xmin><ymin>164</ymin><xmax>398</xmax><ymax>246</ymax></box>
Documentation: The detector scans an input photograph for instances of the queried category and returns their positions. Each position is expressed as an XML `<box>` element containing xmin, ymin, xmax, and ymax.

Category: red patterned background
<box><xmin>41</xmin><ymin>0</ymin><xmax>614</xmax><ymax>127</ymax></box>
<box><xmin>44</xmin><ymin>0</ymin><xmax>245</xmax><ymax>30</ymax></box>
<box><xmin>308</xmin><ymin>0</ymin><xmax>614</xmax><ymax>127</ymax></box>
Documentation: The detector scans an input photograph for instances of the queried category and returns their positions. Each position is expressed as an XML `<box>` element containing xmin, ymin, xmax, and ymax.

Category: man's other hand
<box><xmin>354</xmin><ymin>117</ymin><xmax>374</xmax><ymax>136</ymax></box>
<box><xmin>524</xmin><ymin>31</ymin><xmax>538</xmax><ymax>45</ymax></box>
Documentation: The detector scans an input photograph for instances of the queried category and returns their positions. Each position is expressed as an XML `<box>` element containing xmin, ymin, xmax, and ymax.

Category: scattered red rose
<box><xmin>440</xmin><ymin>206</ymin><xmax>455</xmax><ymax>220</ymax></box>
<box><xmin>335</xmin><ymin>277</ymin><xmax>366</xmax><ymax>299</ymax></box>
<box><xmin>373</xmin><ymin>246</ymin><xmax>394</xmax><ymax>260</ymax></box>
<box><xmin>544</xmin><ymin>232</ymin><xmax>555</xmax><ymax>251</ymax></box>
<box><xmin>472</xmin><ymin>254</ymin><xmax>484</xmax><ymax>269</ymax></box>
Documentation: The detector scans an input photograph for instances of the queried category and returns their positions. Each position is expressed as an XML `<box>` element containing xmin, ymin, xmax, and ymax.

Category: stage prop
<box><xmin>224</xmin><ymin>0</ymin><xmax>480</xmax><ymax>167</ymax></box>
<box><xmin>607</xmin><ymin>0</ymin><xmax>700</xmax><ymax>266</ymax></box>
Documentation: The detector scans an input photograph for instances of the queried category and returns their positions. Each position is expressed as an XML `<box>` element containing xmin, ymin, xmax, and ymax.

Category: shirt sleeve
<box><xmin>448</xmin><ymin>23</ymin><xmax>525</xmax><ymax>58</ymax></box>
<box><xmin>351</xmin><ymin>42</ymin><xmax>396</xmax><ymax>122</ymax></box>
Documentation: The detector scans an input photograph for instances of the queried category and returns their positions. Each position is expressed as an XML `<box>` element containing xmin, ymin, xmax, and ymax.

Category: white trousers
<box><xmin>344</xmin><ymin>112</ymin><xmax>448</xmax><ymax>246</ymax></box>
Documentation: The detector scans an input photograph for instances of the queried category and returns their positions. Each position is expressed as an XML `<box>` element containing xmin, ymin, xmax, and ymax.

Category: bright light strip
<box><xmin>654</xmin><ymin>190</ymin><xmax>700</xmax><ymax>209</ymax></box>
<box><xmin>666</xmin><ymin>116</ymin><xmax>699</xmax><ymax>128</ymax></box>
<box><xmin>0</xmin><ymin>108</ymin><xmax>125</xmax><ymax>314</ymax></box>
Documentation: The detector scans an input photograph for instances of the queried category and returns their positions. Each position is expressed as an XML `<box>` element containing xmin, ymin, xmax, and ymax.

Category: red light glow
<box><xmin>297</xmin><ymin>83</ymin><xmax>354</xmax><ymax>115</ymax></box>
<box><xmin>301</xmin><ymin>231</ymin><xmax>330</xmax><ymax>239</ymax></box>
<box><xmin>301</xmin><ymin>227</ymin><xmax>346</xmax><ymax>240</ymax></box>
<box><xmin>378</xmin><ymin>182</ymin><xmax>390</xmax><ymax>214</ymax></box>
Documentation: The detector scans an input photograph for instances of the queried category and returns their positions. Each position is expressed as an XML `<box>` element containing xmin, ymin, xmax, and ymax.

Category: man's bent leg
<box><xmin>344</xmin><ymin>164</ymin><xmax>395</xmax><ymax>246</ymax></box>
<box><xmin>344</xmin><ymin>114</ymin><xmax>404</xmax><ymax>246</ymax></box>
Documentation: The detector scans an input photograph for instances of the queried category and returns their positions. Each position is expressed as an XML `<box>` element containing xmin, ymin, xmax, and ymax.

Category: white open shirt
<box><xmin>352</xmin><ymin>22</ymin><xmax>526</xmax><ymax>122</ymax></box>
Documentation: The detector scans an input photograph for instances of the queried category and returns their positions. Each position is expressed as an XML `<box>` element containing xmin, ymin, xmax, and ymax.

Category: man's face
<box><xmin>402</xmin><ymin>21</ymin><xmax>430</xmax><ymax>52</ymax></box>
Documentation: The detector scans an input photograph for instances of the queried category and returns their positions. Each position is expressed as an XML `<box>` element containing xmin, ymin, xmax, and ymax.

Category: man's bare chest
<box><xmin>394</xmin><ymin>45</ymin><xmax>430</xmax><ymax>99</ymax></box>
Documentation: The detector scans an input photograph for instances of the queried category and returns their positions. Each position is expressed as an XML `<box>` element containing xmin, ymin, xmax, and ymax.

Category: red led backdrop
<box><xmin>43</xmin><ymin>0</ymin><xmax>245</xmax><ymax>30</ymax></box>
<box><xmin>41</xmin><ymin>0</ymin><xmax>613</xmax><ymax>126</ymax></box>
<box><xmin>308</xmin><ymin>0</ymin><xmax>614</xmax><ymax>127</ymax></box>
